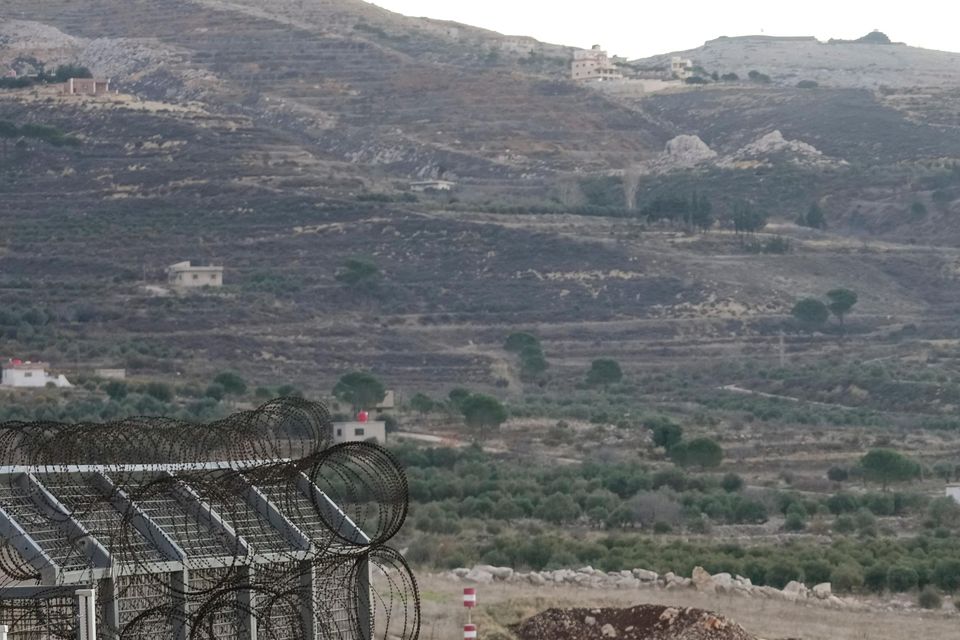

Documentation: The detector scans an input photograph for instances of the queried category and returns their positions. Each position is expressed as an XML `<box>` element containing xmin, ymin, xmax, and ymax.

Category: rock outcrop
<box><xmin>443</xmin><ymin>564</ymin><xmax>863</xmax><ymax>612</ymax></box>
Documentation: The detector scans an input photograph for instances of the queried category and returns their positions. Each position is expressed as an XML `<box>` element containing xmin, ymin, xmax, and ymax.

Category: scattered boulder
<box><xmin>528</xmin><ymin>572</ymin><xmax>547</xmax><ymax>586</ymax></box>
<box><xmin>692</xmin><ymin>566</ymin><xmax>717</xmax><ymax>593</ymax></box>
<box><xmin>813</xmin><ymin>583</ymin><xmax>832</xmax><ymax>599</ymax></box>
<box><xmin>489</xmin><ymin>566</ymin><xmax>514</xmax><ymax>581</ymax></box>
<box><xmin>601</xmin><ymin>623</ymin><xmax>618</xmax><ymax>638</ymax></box>
<box><xmin>616</xmin><ymin>577</ymin><xmax>641</xmax><ymax>590</ymax></box>
<box><xmin>464</xmin><ymin>567</ymin><xmax>494</xmax><ymax>584</ymax></box>
<box><xmin>633</xmin><ymin>569</ymin><xmax>658</xmax><ymax>582</ymax></box>
<box><xmin>712</xmin><ymin>573</ymin><xmax>734</xmax><ymax>592</ymax></box>
<box><xmin>663</xmin><ymin>134</ymin><xmax>718</xmax><ymax>167</ymax></box>
<box><xmin>782</xmin><ymin>581</ymin><xmax>807</xmax><ymax>601</ymax></box>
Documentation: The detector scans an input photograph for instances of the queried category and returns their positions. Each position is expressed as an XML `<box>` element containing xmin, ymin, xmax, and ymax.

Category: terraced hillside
<box><xmin>2</xmin><ymin>3</ymin><xmax>960</xmax><ymax>403</ymax></box>
<box><xmin>1</xmin><ymin>0</ymin><xmax>667</xmax><ymax>177</ymax></box>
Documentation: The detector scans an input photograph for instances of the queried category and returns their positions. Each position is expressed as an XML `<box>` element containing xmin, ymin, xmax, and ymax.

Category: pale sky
<box><xmin>369</xmin><ymin>1</ymin><xmax>960</xmax><ymax>58</ymax></box>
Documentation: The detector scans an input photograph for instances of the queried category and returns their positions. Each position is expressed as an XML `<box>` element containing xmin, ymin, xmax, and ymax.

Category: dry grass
<box><xmin>413</xmin><ymin>574</ymin><xmax>958</xmax><ymax>640</ymax></box>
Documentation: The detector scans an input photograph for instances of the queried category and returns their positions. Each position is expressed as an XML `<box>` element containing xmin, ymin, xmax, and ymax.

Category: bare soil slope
<box><xmin>514</xmin><ymin>605</ymin><xmax>758</xmax><ymax>640</ymax></box>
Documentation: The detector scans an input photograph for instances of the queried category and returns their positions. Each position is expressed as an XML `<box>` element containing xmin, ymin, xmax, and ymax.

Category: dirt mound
<box><xmin>513</xmin><ymin>604</ymin><xmax>758</xmax><ymax>640</ymax></box>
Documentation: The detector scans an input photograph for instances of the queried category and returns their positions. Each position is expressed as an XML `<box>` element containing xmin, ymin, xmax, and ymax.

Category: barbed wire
<box><xmin>0</xmin><ymin>397</ymin><xmax>419</xmax><ymax>640</ymax></box>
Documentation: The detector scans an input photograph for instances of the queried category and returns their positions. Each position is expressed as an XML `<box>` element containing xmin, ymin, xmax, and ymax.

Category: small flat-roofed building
<box><xmin>947</xmin><ymin>485</ymin><xmax>960</xmax><ymax>504</ymax></box>
<box><xmin>59</xmin><ymin>78</ymin><xmax>113</xmax><ymax>96</ymax></box>
<box><xmin>94</xmin><ymin>368</ymin><xmax>126</xmax><ymax>380</ymax></box>
<box><xmin>409</xmin><ymin>180</ymin><xmax>456</xmax><ymax>192</ymax></box>
<box><xmin>1</xmin><ymin>360</ymin><xmax>72</xmax><ymax>388</ymax></box>
<box><xmin>332</xmin><ymin>421</ymin><xmax>386</xmax><ymax>445</ymax></box>
<box><xmin>167</xmin><ymin>261</ymin><xmax>223</xmax><ymax>288</ymax></box>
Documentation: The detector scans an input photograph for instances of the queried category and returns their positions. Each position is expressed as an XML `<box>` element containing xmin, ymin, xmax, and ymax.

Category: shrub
<box><xmin>104</xmin><ymin>380</ymin><xmax>128</xmax><ymax>400</ymax></box>
<box><xmin>796</xmin><ymin>80</ymin><xmax>819</xmax><ymax>89</ymax></box>
<box><xmin>653</xmin><ymin>521</ymin><xmax>673</xmax><ymax>534</ymax></box>
<box><xmin>918</xmin><ymin>586</ymin><xmax>943</xmax><ymax>609</ymax></box>
<box><xmin>784</xmin><ymin>512</ymin><xmax>806</xmax><ymax>532</ymax></box>
<box><xmin>802</xmin><ymin>560</ymin><xmax>832</xmax><ymax>585</ymax></box>
<box><xmin>535</xmin><ymin>492</ymin><xmax>582</xmax><ymax>524</ymax></box>
<box><xmin>927</xmin><ymin>496</ymin><xmax>960</xmax><ymax>528</ymax></box>
<box><xmin>827</xmin><ymin>466</ymin><xmax>849</xmax><ymax>482</ymax></box>
<box><xmin>887</xmin><ymin>565</ymin><xmax>919</xmax><ymax>593</ymax></box>
<box><xmin>504</xmin><ymin>332</ymin><xmax>539</xmax><ymax>353</ymax></box>
<box><xmin>792</xmin><ymin>298</ymin><xmax>828</xmax><ymax>325</ymax></box>
<box><xmin>764</xmin><ymin>561</ymin><xmax>802</xmax><ymax>588</ymax></box>
<box><xmin>648</xmin><ymin>417</ymin><xmax>683</xmax><ymax>450</ymax></box>
<box><xmin>733</xmin><ymin>499</ymin><xmax>768</xmax><ymax>524</ymax></box>
<box><xmin>651</xmin><ymin>468</ymin><xmax>687</xmax><ymax>492</ymax></box>
<box><xmin>276</xmin><ymin>384</ymin><xmax>302</xmax><ymax>397</ymax></box>
<box><xmin>830</xmin><ymin>564</ymin><xmax>864</xmax><ymax>593</ymax></box>
<box><xmin>204</xmin><ymin>383</ymin><xmax>225</xmax><ymax>401</ymax></box>
<box><xmin>827</xmin><ymin>492</ymin><xmax>859</xmax><ymax>514</ymax></box>
<box><xmin>670</xmin><ymin>437</ymin><xmax>723</xmax><ymax>468</ymax></box>
<box><xmin>213</xmin><ymin>371</ymin><xmax>246</xmax><ymax>395</ymax></box>
<box><xmin>721</xmin><ymin>473</ymin><xmax>744</xmax><ymax>493</ymax></box>
<box><xmin>585</xmin><ymin>359</ymin><xmax>623</xmax><ymax>386</ymax></box>
<box><xmin>864</xmin><ymin>563</ymin><xmax>889</xmax><ymax>593</ymax></box>
<box><xmin>855</xmin><ymin>508</ymin><xmax>877</xmax><ymax>530</ymax></box>
<box><xmin>144</xmin><ymin>382</ymin><xmax>173</xmax><ymax>403</ymax></box>
<box><xmin>933</xmin><ymin>559</ymin><xmax>960</xmax><ymax>592</ymax></box>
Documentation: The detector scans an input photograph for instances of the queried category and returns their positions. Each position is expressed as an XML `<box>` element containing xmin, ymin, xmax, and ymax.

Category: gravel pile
<box><xmin>513</xmin><ymin>604</ymin><xmax>759</xmax><ymax>640</ymax></box>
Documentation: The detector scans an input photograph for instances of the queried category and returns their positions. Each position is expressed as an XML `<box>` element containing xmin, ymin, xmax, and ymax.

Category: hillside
<box><xmin>633</xmin><ymin>34</ymin><xmax>960</xmax><ymax>89</ymax></box>
<box><xmin>1</xmin><ymin>5</ymin><xmax>960</xmax><ymax>405</ymax></box>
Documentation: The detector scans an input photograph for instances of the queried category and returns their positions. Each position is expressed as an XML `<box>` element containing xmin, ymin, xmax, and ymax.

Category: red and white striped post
<box><xmin>463</xmin><ymin>587</ymin><xmax>477</xmax><ymax>635</ymax></box>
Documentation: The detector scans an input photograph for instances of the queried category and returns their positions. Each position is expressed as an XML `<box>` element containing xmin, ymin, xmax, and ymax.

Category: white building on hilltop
<box><xmin>167</xmin><ymin>261</ymin><xmax>224</xmax><ymax>288</ymax></box>
<box><xmin>1</xmin><ymin>359</ymin><xmax>73</xmax><ymax>388</ymax></box>
<box><xmin>571</xmin><ymin>45</ymin><xmax>623</xmax><ymax>82</ymax></box>
<box><xmin>671</xmin><ymin>56</ymin><xmax>694</xmax><ymax>79</ymax></box>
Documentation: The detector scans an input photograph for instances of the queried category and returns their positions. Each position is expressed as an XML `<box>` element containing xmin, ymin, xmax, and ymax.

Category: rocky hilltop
<box><xmin>633</xmin><ymin>33</ymin><xmax>960</xmax><ymax>89</ymax></box>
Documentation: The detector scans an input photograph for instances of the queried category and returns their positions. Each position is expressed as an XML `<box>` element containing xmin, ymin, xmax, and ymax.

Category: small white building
<box><xmin>410</xmin><ymin>180</ymin><xmax>456</xmax><ymax>193</ymax></box>
<box><xmin>1</xmin><ymin>360</ymin><xmax>72</xmax><ymax>388</ymax></box>
<box><xmin>376</xmin><ymin>390</ymin><xmax>396</xmax><ymax>411</ymax></box>
<box><xmin>332</xmin><ymin>420</ymin><xmax>386</xmax><ymax>445</ymax></box>
<box><xmin>947</xmin><ymin>485</ymin><xmax>960</xmax><ymax>504</ymax></box>
<box><xmin>94</xmin><ymin>368</ymin><xmax>127</xmax><ymax>380</ymax></box>
<box><xmin>167</xmin><ymin>261</ymin><xmax>224</xmax><ymax>288</ymax></box>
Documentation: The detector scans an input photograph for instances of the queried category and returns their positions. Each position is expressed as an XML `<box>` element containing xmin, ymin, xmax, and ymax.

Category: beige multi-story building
<box><xmin>167</xmin><ymin>261</ymin><xmax>224</xmax><ymax>288</ymax></box>
<box><xmin>671</xmin><ymin>57</ymin><xmax>694</xmax><ymax>79</ymax></box>
<box><xmin>571</xmin><ymin>45</ymin><xmax>623</xmax><ymax>82</ymax></box>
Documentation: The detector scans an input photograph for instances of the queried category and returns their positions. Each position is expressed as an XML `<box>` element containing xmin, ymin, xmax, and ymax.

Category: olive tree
<box><xmin>333</xmin><ymin>371</ymin><xmax>386</xmax><ymax>412</ymax></box>
<box><xmin>860</xmin><ymin>449</ymin><xmax>921</xmax><ymax>491</ymax></box>
<box><xmin>460</xmin><ymin>393</ymin><xmax>508</xmax><ymax>440</ymax></box>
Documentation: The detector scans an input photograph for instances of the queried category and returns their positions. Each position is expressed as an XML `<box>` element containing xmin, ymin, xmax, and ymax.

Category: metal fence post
<box><xmin>0</xmin><ymin>623</ymin><xmax>8</xmax><ymax>640</ymax></box>
<box><xmin>76</xmin><ymin>588</ymin><xmax>97</xmax><ymax>640</ymax></box>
